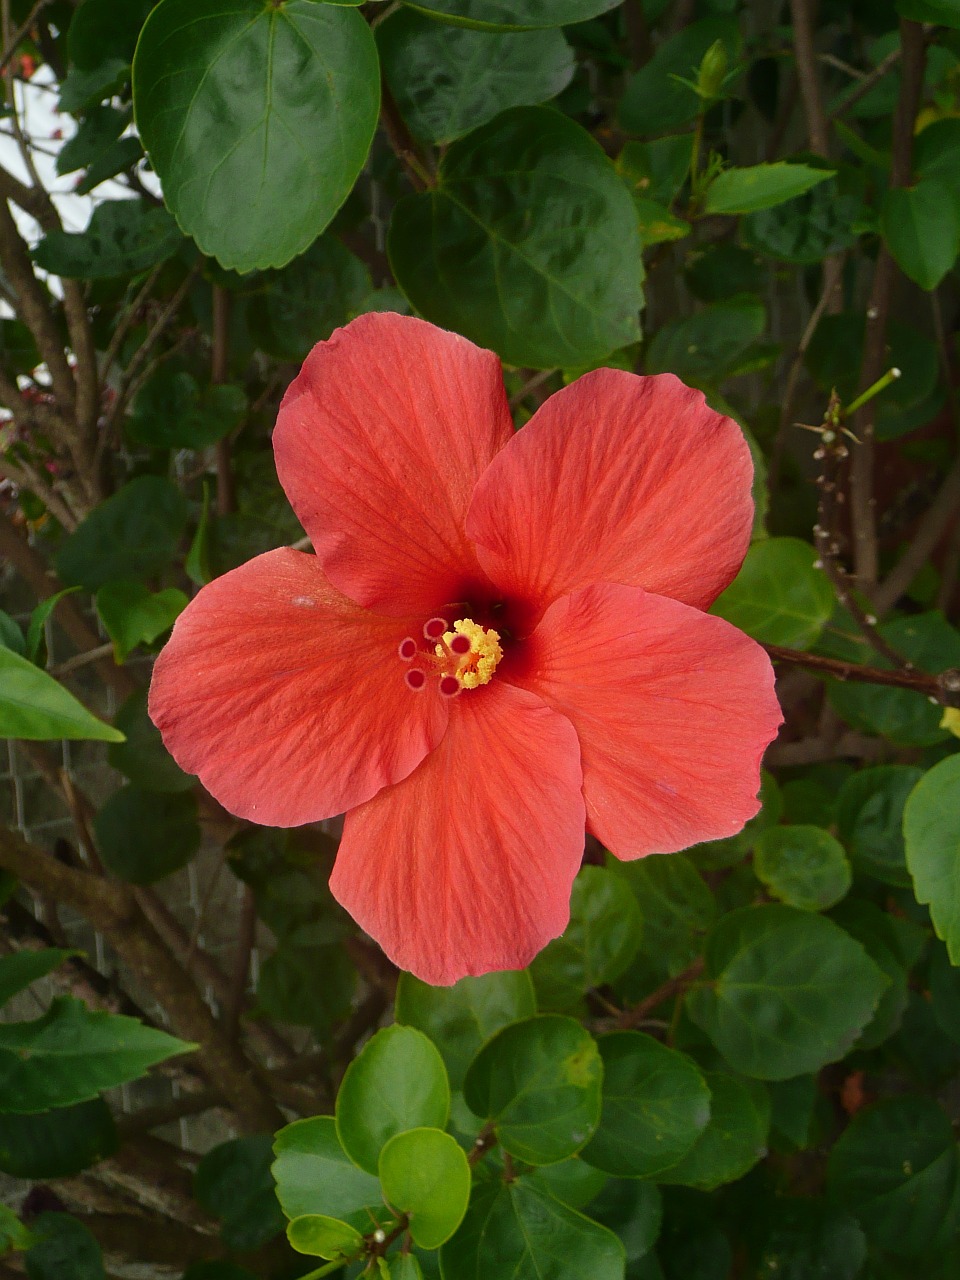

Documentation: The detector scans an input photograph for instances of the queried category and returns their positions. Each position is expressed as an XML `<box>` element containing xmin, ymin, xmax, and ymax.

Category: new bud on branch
<box><xmin>148</xmin><ymin>314</ymin><xmax>782</xmax><ymax>985</ymax></box>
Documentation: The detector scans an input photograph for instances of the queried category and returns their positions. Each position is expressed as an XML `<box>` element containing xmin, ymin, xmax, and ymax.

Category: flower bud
<box><xmin>696</xmin><ymin>39</ymin><xmax>728</xmax><ymax>100</ymax></box>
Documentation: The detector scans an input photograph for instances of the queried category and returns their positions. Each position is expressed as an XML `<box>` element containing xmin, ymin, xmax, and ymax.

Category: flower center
<box><xmin>398</xmin><ymin>616</ymin><xmax>503</xmax><ymax>697</ymax></box>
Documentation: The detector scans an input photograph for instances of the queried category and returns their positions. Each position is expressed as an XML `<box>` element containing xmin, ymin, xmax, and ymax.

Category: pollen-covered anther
<box><xmin>436</xmin><ymin>617</ymin><xmax>503</xmax><ymax>690</ymax></box>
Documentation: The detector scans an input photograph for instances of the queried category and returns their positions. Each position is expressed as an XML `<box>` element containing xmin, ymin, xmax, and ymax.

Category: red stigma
<box><xmin>398</xmin><ymin>637</ymin><xmax>417</xmax><ymax>660</ymax></box>
<box><xmin>405</xmin><ymin>669</ymin><xmax>426</xmax><ymax>691</ymax></box>
<box><xmin>439</xmin><ymin>675</ymin><xmax>461</xmax><ymax>697</ymax></box>
<box><xmin>424</xmin><ymin>617</ymin><xmax>448</xmax><ymax>639</ymax></box>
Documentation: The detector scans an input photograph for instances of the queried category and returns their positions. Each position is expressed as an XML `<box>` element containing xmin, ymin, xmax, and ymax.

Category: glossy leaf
<box><xmin>33</xmin><ymin>201</ymin><xmax>181</xmax><ymax>279</ymax></box>
<box><xmin>827</xmin><ymin>1096</ymin><xmax>960</xmax><ymax>1256</ymax></box>
<box><xmin>336</xmin><ymin>1025</ymin><xmax>450</xmax><ymax>1175</ymax></box>
<box><xmin>659</xmin><ymin>1072</ymin><xmax>770</xmax><ymax>1190</ymax></box>
<box><xmin>94</xmin><ymin>786</ymin><xmax>200</xmax><ymax>884</ymax></box>
<box><xmin>620</xmin><ymin>18</ymin><xmax>740</xmax><ymax>132</ymax></box>
<box><xmin>0</xmin><ymin>997</ymin><xmax>194</xmax><ymax>1113</ymax></box>
<box><xmin>55</xmin><ymin>476</ymin><xmax>188</xmax><ymax>592</ymax></box>
<box><xmin>23</xmin><ymin>1214</ymin><xmax>105</xmax><ymax>1280</ymax></box>
<box><xmin>286</xmin><ymin>1214</ymin><xmax>363</xmax><ymax>1261</ymax></box>
<box><xmin>96</xmin><ymin>581</ymin><xmax>187</xmax><ymax>663</ymax></box>
<box><xmin>133</xmin><ymin>0</ymin><xmax>380</xmax><ymax>272</ymax></box>
<box><xmin>272</xmin><ymin>1116</ymin><xmax>384</xmax><ymax>1233</ymax></box>
<box><xmin>401</xmin><ymin>0</ymin><xmax>622</xmax><ymax>29</ymax></box>
<box><xmin>711</xmin><ymin>538</ymin><xmax>834</xmax><ymax>650</ymax></box>
<box><xmin>0</xmin><ymin>648</ymin><xmax>124</xmax><ymax>743</ymax></box>
<box><xmin>0</xmin><ymin>1098</ymin><xmax>117</xmax><ymax>1179</ymax></box>
<box><xmin>904</xmin><ymin>755</ymin><xmax>960</xmax><ymax>964</ymax></box>
<box><xmin>464</xmin><ymin>1015</ymin><xmax>602</xmax><ymax>1165</ymax></box>
<box><xmin>127</xmin><ymin>372</ymin><xmax>247</xmax><ymax>451</ymax></box>
<box><xmin>108</xmin><ymin>689</ymin><xmax>194</xmax><ymax>793</ymax></box>
<box><xmin>389</xmin><ymin>106</ymin><xmax>643</xmax><ymax>369</ymax></box>
<box><xmin>26</xmin><ymin>589</ymin><xmax>81</xmax><ymax>665</ymax></box>
<box><xmin>531</xmin><ymin>865</ymin><xmax>642</xmax><ymax>1013</ymax></box>
<box><xmin>379</xmin><ymin>1128</ymin><xmax>471</xmax><ymax>1249</ymax></box>
<box><xmin>644</xmin><ymin>297</ymin><xmax>766</xmax><ymax>385</ymax></box>
<box><xmin>704</xmin><ymin>162</ymin><xmax>833</xmax><ymax>214</ymax></box>
<box><xmin>612</xmin><ymin>853</ymin><xmax>716</xmax><ymax>981</ymax></box>
<box><xmin>686</xmin><ymin>905</ymin><xmax>888</xmax><ymax>1079</ymax></box>
<box><xmin>581</xmin><ymin>1032</ymin><xmax>711</xmax><ymax>1179</ymax></box>
<box><xmin>441</xmin><ymin>1179</ymin><xmax>624</xmax><ymax>1280</ymax></box>
<box><xmin>0</xmin><ymin>949</ymin><xmax>74</xmax><ymax>1008</ymax></box>
<box><xmin>395</xmin><ymin>969</ymin><xmax>536</xmax><ymax>1091</ymax></box>
<box><xmin>753</xmin><ymin>825</ymin><xmax>852</xmax><ymax>911</ymax></box>
<box><xmin>836</xmin><ymin>765</ymin><xmax>922</xmax><ymax>886</ymax></box>
<box><xmin>881</xmin><ymin>178</ymin><xmax>960</xmax><ymax>290</ymax></box>
<box><xmin>195</xmin><ymin>1136</ymin><xmax>285</xmax><ymax>1251</ymax></box>
<box><xmin>380</xmin><ymin>10</ymin><xmax>573</xmax><ymax>144</ymax></box>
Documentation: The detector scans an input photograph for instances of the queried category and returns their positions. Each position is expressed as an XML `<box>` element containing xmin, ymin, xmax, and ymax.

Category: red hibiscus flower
<box><xmin>149</xmin><ymin>313</ymin><xmax>782</xmax><ymax>986</ymax></box>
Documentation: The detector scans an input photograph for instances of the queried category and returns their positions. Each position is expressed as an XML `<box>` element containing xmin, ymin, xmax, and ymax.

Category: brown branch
<box><xmin>615</xmin><ymin>959</ymin><xmax>706</xmax><ymax>1030</ymax></box>
<box><xmin>789</xmin><ymin>0</ymin><xmax>829</xmax><ymax>156</ymax></box>
<box><xmin>0</xmin><ymin>825</ymin><xmax>285</xmax><ymax>1132</ymax></box>
<box><xmin>764</xmin><ymin>642</ymin><xmax>960</xmax><ymax>705</ymax></box>
<box><xmin>0</xmin><ymin>0</ymin><xmax>48</xmax><ymax>76</ymax></box>
<box><xmin>224</xmin><ymin>883</ymin><xmax>256</xmax><ymax>1038</ymax></box>
<box><xmin>623</xmin><ymin>0</ymin><xmax>652</xmax><ymax>69</ymax></box>
<box><xmin>874</xmin><ymin>456</ymin><xmax>960</xmax><ymax>615</ymax></box>
<box><xmin>101</xmin><ymin>263</ymin><xmax>166</xmax><ymax>377</ymax></box>
<box><xmin>830</xmin><ymin>44</ymin><xmax>903</xmax><ymax>119</ymax></box>
<box><xmin>380</xmin><ymin>80</ymin><xmax>433</xmax><ymax>193</ymax></box>
<box><xmin>850</xmin><ymin>20</ymin><xmax>926</xmax><ymax>587</ymax></box>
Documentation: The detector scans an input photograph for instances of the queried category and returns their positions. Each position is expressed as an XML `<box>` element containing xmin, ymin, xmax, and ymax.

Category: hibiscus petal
<box><xmin>148</xmin><ymin>548</ymin><xmax>449</xmax><ymax>826</ymax></box>
<box><xmin>273</xmin><ymin>312</ymin><xmax>513</xmax><ymax>616</ymax></box>
<box><xmin>507</xmin><ymin>582</ymin><xmax>782</xmax><ymax>858</ymax></box>
<box><xmin>330</xmin><ymin>682</ymin><xmax>585</xmax><ymax>985</ymax></box>
<box><xmin>467</xmin><ymin>369</ymin><xmax>753</xmax><ymax>616</ymax></box>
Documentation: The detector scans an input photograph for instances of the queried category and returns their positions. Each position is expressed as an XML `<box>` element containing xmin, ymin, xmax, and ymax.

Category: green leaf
<box><xmin>826</xmin><ymin>612</ymin><xmax>960</xmax><ymax>746</ymax></box>
<box><xmin>756</xmin><ymin>1201</ymin><xmax>867</xmax><ymax>1280</ymax></box>
<box><xmin>380</xmin><ymin>10</ymin><xmax>573</xmax><ymax>145</ymax></box>
<box><xmin>336</xmin><ymin>1025</ymin><xmax>450</xmax><ymax>1175</ymax></box>
<box><xmin>659</xmin><ymin>1072</ymin><xmax>769</xmax><ymax>1190</ymax></box>
<box><xmin>881</xmin><ymin>178</ymin><xmax>960</xmax><ymax>291</ymax></box>
<box><xmin>26</xmin><ymin>589</ymin><xmax>81</xmax><ymax>665</ymax></box>
<box><xmin>830</xmin><ymin>901</ymin><xmax>909</xmax><ymax>1052</ymax></box>
<box><xmin>930</xmin><ymin>941</ymin><xmax>960</xmax><ymax>1047</ymax></box>
<box><xmin>24</xmin><ymin>1214</ymin><xmax>105</xmax><ymax>1280</ymax></box>
<box><xmin>33</xmin><ymin>201</ymin><xmax>182</xmax><ymax>279</ymax></box>
<box><xmin>273</xmin><ymin>1116</ymin><xmax>384</xmax><ymax>1232</ymax></box>
<box><xmin>635</xmin><ymin>198</ymin><xmax>691</xmax><ymax>245</ymax></box>
<box><xmin>704</xmin><ymin>163</ymin><xmax>833</xmax><ymax>214</ymax></box>
<box><xmin>94</xmin><ymin>786</ymin><xmax>200</xmax><ymax>884</ymax></box>
<box><xmin>127</xmin><ymin>371</ymin><xmax>247</xmax><ymax>450</ymax></box>
<box><xmin>0</xmin><ymin>648</ymin><xmax>124</xmax><ymax>743</ymax></box>
<box><xmin>133</xmin><ymin>0</ymin><xmax>380</xmax><ymax>272</ymax></box>
<box><xmin>584</xmin><ymin>1179</ymin><xmax>661</xmax><ymax>1264</ymax></box>
<box><xmin>0</xmin><ymin>611</ymin><xmax>24</xmax><ymax>655</ymax></box>
<box><xmin>0</xmin><ymin>949</ymin><xmax>74</xmax><ymax>1008</ymax></box>
<box><xmin>108</xmin><ymin>689</ymin><xmax>194</xmax><ymax>793</ymax></box>
<box><xmin>711</xmin><ymin>538</ymin><xmax>834</xmax><ymax>650</ymax></box>
<box><xmin>743</xmin><ymin>174</ymin><xmax>864</xmax><ymax>264</ymax></box>
<box><xmin>836</xmin><ymin>765</ymin><xmax>923</xmax><ymax>886</ymax></box>
<box><xmin>620</xmin><ymin>18</ymin><xmax>740</xmax><ymax>132</ymax></box>
<box><xmin>897</xmin><ymin>0</ymin><xmax>960</xmax><ymax>29</ymax></box>
<box><xmin>753</xmin><ymin>825</ymin><xmax>852</xmax><ymax>911</ymax></box>
<box><xmin>389</xmin><ymin>106</ymin><xmax>643</xmax><ymax>369</ymax></box>
<box><xmin>827</xmin><ymin>1097</ymin><xmax>960</xmax><ymax>1256</ymax></box>
<box><xmin>395</xmin><ymin>969</ymin><xmax>536</xmax><ymax>1091</ymax></box>
<box><xmin>442</xmin><ymin>1179</ymin><xmax>624</xmax><ymax>1280</ymax></box>
<box><xmin>185</xmin><ymin>481</ymin><xmax>213</xmax><ymax>587</ymax></box>
<box><xmin>463</xmin><ymin>1014</ymin><xmax>602</xmax><ymax>1165</ymax></box>
<box><xmin>904</xmin><ymin>755</ymin><xmax>960</xmax><ymax>964</ymax></box>
<box><xmin>611</xmin><ymin>853</ymin><xmax>716</xmax><ymax>981</ymax></box>
<box><xmin>0</xmin><ymin>1203</ymin><xmax>34</xmax><ymax>1254</ymax></box>
<box><xmin>581</xmin><ymin>1032</ymin><xmax>711</xmax><ymax>1179</ymax></box>
<box><xmin>685</xmin><ymin>243</ymin><xmax>766</xmax><ymax>303</ymax></box>
<box><xmin>255</xmin><ymin>940</ymin><xmax>354</xmax><ymax>1033</ymax></box>
<box><xmin>286</xmin><ymin>1214</ymin><xmax>364</xmax><ymax>1261</ymax></box>
<box><xmin>379</xmin><ymin>1128</ymin><xmax>471</xmax><ymax>1249</ymax></box>
<box><xmin>401</xmin><ymin>0</ymin><xmax>622</xmax><ymax>29</ymax></box>
<box><xmin>95</xmin><ymin>581</ymin><xmax>187</xmax><ymax>663</ymax></box>
<box><xmin>768</xmin><ymin>1075</ymin><xmax>819</xmax><ymax>1150</ymax></box>
<box><xmin>195</xmin><ymin>1136</ymin><xmax>285</xmax><ymax>1252</ymax></box>
<box><xmin>531</xmin><ymin>865</ymin><xmax>642</xmax><ymax>1013</ymax></box>
<box><xmin>617</xmin><ymin>136</ymin><xmax>691</xmax><ymax>207</ymax></box>
<box><xmin>644</xmin><ymin>297</ymin><xmax>766</xmax><ymax>385</ymax></box>
<box><xmin>246</xmin><ymin>237</ymin><xmax>371</xmax><ymax>362</ymax></box>
<box><xmin>55</xmin><ymin>476</ymin><xmax>188</xmax><ymax>592</ymax></box>
<box><xmin>0</xmin><ymin>1098</ymin><xmax>117</xmax><ymax>1178</ymax></box>
<box><xmin>686</xmin><ymin>905</ymin><xmax>888</xmax><ymax>1079</ymax></box>
<box><xmin>0</xmin><ymin>997</ymin><xmax>193</xmax><ymax>1112</ymax></box>
<box><xmin>529</xmin><ymin>1157</ymin><xmax>608</xmax><ymax>1210</ymax></box>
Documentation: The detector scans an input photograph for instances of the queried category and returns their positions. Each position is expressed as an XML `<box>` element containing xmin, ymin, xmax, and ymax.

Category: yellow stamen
<box><xmin>436</xmin><ymin>618</ymin><xmax>503</xmax><ymax>689</ymax></box>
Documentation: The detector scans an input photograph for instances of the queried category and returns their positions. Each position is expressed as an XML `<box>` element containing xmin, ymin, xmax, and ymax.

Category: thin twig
<box><xmin>102</xmin><ymin>262</ymin><xmax>167</xmax><ymax>378</ymax></box>
<box><xmin>764</xmin><ymin>642</ymin><xmax>960</xmax><ymax>705</ymax></box>
<box><xmin>211</xmin><ymin>283</ymin><xmax>236</xmax><ymax>517</ymax></box>
<box><xmin>615</xmin><ymin>959</ymin><xmax>706</xmax><ymax>1030</ymax></box>
<box><xmin>829</xmin><ymin>44</ymin><xmax>903</xmax><ymax>119</ymax></box>
<box><xmin>790</xmin><ymin>0</ymin><xmax>829</xmax><ymax>156</ymax></box>
<box><xmin>0</xmin><ymin>0</ymin><xmax>48</xmax><ymax>77</ymax></box>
